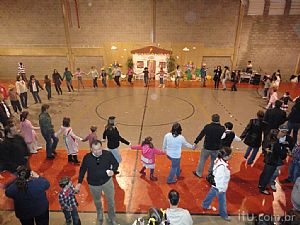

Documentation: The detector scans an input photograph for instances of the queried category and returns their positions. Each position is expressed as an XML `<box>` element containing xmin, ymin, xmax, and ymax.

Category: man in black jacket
<box><xmin>193</xmin><ymin>114</ymin><xmax>225</xmax><ymax>178</ymax></box>
<box><xmin>263</xmin><ymin>100</ymin><xmax>286</xmax><ymax>136</ymax></box>
<box><xmin>287</xmin><ymin>100</ymin><xmax>300</xmax><ymax>142</ymax></box>
<box><xmin>75</xmin><ymin>140</ymin><xmax>119</xmax><ymax>225</ymax></box>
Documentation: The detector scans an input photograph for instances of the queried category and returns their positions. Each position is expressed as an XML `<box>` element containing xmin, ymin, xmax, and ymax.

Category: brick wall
<box><xmin>156</xmin><ymin>0</ymin><xmax>240</xmax><ymax>48</ymax></box>
<box><xmin>237</xmin><ymin>15</ymin><xmax>300</xmax><ymax>80</ymax></box>
<box><xmin>68</xmin><ymin>0</ymin><xmax>152</xmax><ymax>47</ymax></box>
<box><xmin>202</xmin><ymin>56</ymin><xmax>232</xmax><ymax>76</ymax></box>
<box><xmin>0</xmin><ymin>0</ymin><xmax>65</xmax><ymax>46</ymax></box>
<box><xmin>0</xmin><ymin>56</ymin><xmax>68</xmax><ymax>80</ymax></box>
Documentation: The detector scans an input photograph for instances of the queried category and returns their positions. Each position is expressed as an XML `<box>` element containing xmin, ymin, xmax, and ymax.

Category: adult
<box><xmin>113</xmin><ymin>67</ymin><xmax>121</xmax><ymax>87</ymax></box>
<box><xmin>292</xmin><ymin>177</ymin><xmax>300</xmax><ymax>212</ymax></box>
<box><xmin>75</xmin><ymin>140</ymin><xmax>119</xmax><ymax>225</ymax></box>
<box><xmin>258</xmin><ymin>129</ymin><xmax>288</xmax><ymax>195</ymax></box>
<box><xmin>20</xmin><ymin>111</ymin><xmax>42</xmax><ymax>154</ymax></box>
<box><xmin>193</xmin><ymin>114</ymin><xmax>225</xmax><ymax>178</ymax></box>
<box><xmin>5</xmin><ymin>166</ymin><xmax>50</xmax><ymax>225</ymax></box>
<box><xmin>16</xmin><ymin>75</ymin><xmax>28</xmax><ymax>108</ymax></box>
<box><xmin>0</xmin><ymin>94</ymin><xmax>12</xmax><ymax>127</ymax></box>
<box><xmin>163</xmin><ymin>123</ymin><xmax>194</xmax><ymax>184</ymax></box>
<box><xmin>0</xmin><ymin>123</ymin><xmax>30</xmax><ymax>173</ymax></box>
<box><xmin>263</xmin><ymin>100</ymin><xmax>286</xmax><ymax>136</ymax></box>
<box><xmin>44</xmin><ymin>75</ymin><xmax>52</xmax><ymax>100</ymax></box>
<box><xmin>39</xmin><ymin>104</ymin><xmax>58</xmax><ymax>159</ymax></box>
<box><xmin>18</xmin><ymin>62</ymin><xmax>27</xmax><ymax>82</ymax></box>
<box><xmin>87</xmin><ymin>66</ymin><xmax>99</xmax><ymax>88</ymax></box>
<box><xmin>269</xmin><ymin>125</ymin><xmax>293</xmax><ymax>191</ymax></box>
<box><xmin>246</xmin><ymin>60</ymin><xmax>252</xmax><ymax>74</ymax></box>
<box><xmin>63</xmin><ymin>67</ymin><xmax>74</xmax><ymax>92</ymax></box>
<box><xmin>8</xmin><ymin>84</ymin><xmax>22</xmax><ymax>114</ymax></box>
<box><xmin>166</xmin><ymin>189</ymin><xmax>193</xmax><ymax>225</ymax></box>
<box><xmin>202</xmin><ymin>147</ymin><xmax>232</xmax><ymax>221</ymax></box>
<box><xmin>213</xmin><ymin>66</ymin><xmax>222</xmax><ymax>89</ymax></box>
<box><xmin>287</xmin><ymin>100</ymin><xmax>300</xmax><ymax>142</ymax></box>
<box><xmin>102</xmin><ymin>116</ymin><xmax>130</xmax><ymax>165</ymax></box>
<box><xmin>241</xmin><ymin>110</ymin><xmax>265</xmax><ymax>165</ymax></box>
<box><xmin>221</xmin><ymin>66</ymin><xmax>230</xmax><ymax>91</ymax></box>
<box><xmin>52</xmin><ymin>69</ymin><xmax>63</xmax><ymax>95</ymax></box>
<box><xmin>28</xmin><ymin>75</ymin><xmax>43</xmax><ymax>104</ymax></box>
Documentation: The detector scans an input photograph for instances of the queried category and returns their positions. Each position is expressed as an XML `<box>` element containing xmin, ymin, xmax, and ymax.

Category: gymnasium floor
<box><xmin>0</xmin><ymin>79</ymin><xmax>299</xmax><ymax>225</ymax></box>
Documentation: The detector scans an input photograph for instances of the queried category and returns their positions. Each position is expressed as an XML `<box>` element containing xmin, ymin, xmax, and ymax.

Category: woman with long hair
<box><xmin>102</xmin><ymin>116</ymin><xmax>131</xmax><ymax>168</ymax></box>
<box><xmin>163</xmin><ymin>123</ymin><xmax>194</xmax><ymax>184</ymax></box>
<box><xmin>5</xmin><ymin>166</ymin><xmax>50</xmax><ymax>225</ymax></box>
<box><xmin>20</xmin><ymin>111</ymin><xmax>42</xmax><ymax>154</ymax></box>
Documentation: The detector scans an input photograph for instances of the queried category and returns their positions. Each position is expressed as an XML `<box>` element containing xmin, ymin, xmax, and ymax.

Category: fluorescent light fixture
<box><xmin>111</xmin><ymin>46</ymin><xmax>117</xmax><ymax>50</ymax></box>
<box><xmin>183</xmin><ymin>47</ymin><xmax>190</xmax><ymax>52</ymax></box>
<box><xmin>123</xmin><ymin>48</ymin><xmax>127</xmax><ymax>51</ymax></box>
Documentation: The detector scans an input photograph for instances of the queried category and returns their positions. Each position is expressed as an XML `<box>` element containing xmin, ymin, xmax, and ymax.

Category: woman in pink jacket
<box><xmin>131</xmin><ymin>136</ymin><xmax>165</xmax><ymax>181</ymax></box>
<box><xmin>20</xmin><ymin>111</ymin><xmax>42</xmax><ymax>154</ymax></box>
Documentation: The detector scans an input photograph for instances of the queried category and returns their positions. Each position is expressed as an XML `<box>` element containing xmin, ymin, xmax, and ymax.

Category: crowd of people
<box><xmin>0</xmin><ymin>62</ymin><xmax>300</xmax><ymax>225</ymax></box>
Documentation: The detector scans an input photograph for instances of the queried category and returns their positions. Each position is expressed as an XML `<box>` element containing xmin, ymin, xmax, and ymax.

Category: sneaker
<box><xmin>222</xmin><ymin>216</ymin><xmax>231</xmax><ymax>221</ymax></box>
<box><xmin>46</xmin><ymin>156</ymin><xmax>55</xmax><ymax>160</ymax></box>
<box><xmin>177</xmin><ymin>176</ymin><xmax>185</xmax><ymax>180</ymax></box>
<box><xmin>167</xmin><ymin>180</ymin><xmax>177</xmax><ymax>184</ymax></box>
<box><xmin>260</xmin><ymin>190</ymin><xmax>270</xmax><ymax>195</ymax></box>
<box><xmin>30</xmin><ymin>150</ymin><xmax>38</xmax><ymax>154</ymax></box>
<box><xmin>270</xmin><ymin>184</ymin><xmax>277</xmax><ymax>191</ymax></box>
<box><xmin>150</xmin><ymin>175</ymin><xmax>158</xmax><ymax>181</ymax></box>
<box><xmin>139</xmin><ymin>170</ymin><xmax>146</xmax><ymax>176</ymax></box>
<box><xmin>193</xmin><ymin>171</ymin><xmax>202</xmax><ymax>178</ymax></box>
<box><xmin>36</xmin><ymin>146</ymin><xmax>43</xmax><ymax>151</ymax></box>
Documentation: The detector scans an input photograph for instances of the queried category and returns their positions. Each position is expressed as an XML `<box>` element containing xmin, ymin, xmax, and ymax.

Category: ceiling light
<box><xmin>183</xmin><ymin>47</ymin><xmax>189</xmax><ymax>52</ymax></box>
<box><xmin>111</xmin><ymin>46</ymin><xmax>117</xmax><ymax>50</ymax></box>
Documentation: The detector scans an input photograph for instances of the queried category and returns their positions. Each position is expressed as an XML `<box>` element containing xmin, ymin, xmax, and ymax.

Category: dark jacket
<box><xmin>263</xmin><ymin>107</ymin><xmax>286</xmax><ymax>131</ymax></box>
<box><xmin>0</xmin><ymin>135</ymin><xmax>30</xmax><ymax>172</ymax></box>
<box><xmin>287</xmin><ymin>103</ymin><xmax>300</xmax><ymax>124</ymax></box>
<box><xmin>263</xmin><ymin>140</ymin><xmax>288</xmax><ymax>166</ymax></box>
<box><xmin>78</xmin><ymin>150</ymin><xmax>119</xmax><ymax>186</ymax></box>
<box><xmin>39</xmin><ymin>112</ymin><xmax>54</xmax><ymax>134</ymax></box>
<box><xmin>221</xmin><ymin>131</ymin><xmax>235</xmax><ymax>147</ymax></box>
<box><xmin>213</xmin><ymin>69</ymin><xmax>222</xmax><ymax>81</ymax></box>
<box><xmin>103</xmin><ymin>127</ymin><xmax>130</xmax><ymax>149</ymax></box>
<box><xmin>5</xmin><ymin>177</ymin><xmax>50</xmax><ymax>219</ymax></box>
<box><xmin>194</xmin><ymin>122</ymin><xmax>225</xmax><ymax>150</ymax></box>
<box><xmin>52</xmin><ymin>72</ymin><xmax>63</xmax><ymax>84</ymax></box>
<box><xmin>240</xmin><ymin>118</ymin><xmax>264</xmax><ymax>148</ymax></box>
<box><xmin>0</xmin><ymin>101</ymin><xmax>11</xmax><ymax>127</ymax></box>
<box><xmin>28</xmin><ymin>80</ymin><xmax>43</xmax><ymax>93</ymax></box>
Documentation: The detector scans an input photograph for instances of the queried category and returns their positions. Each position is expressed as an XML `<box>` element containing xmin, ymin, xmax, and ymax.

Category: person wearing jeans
<box><xmin>202</xmin><ymin>147</ymin><xmax>232</xmax><ymax>221</ymax></box>
<box><xmin>75</xmin><ymin>140</ymin><xmax>119</xmax><ymax>225</ymax></box>
<box><xmin>39</xmin><ymin>104</ymin><xmax>58</xmax><ymax>159</ymax></box>
<box><xmin>241</xmin><ymin>110</ymin><xmax>265</xmax><ymax>165</ymax></box>
<box><xmin>163</xmin><ymin>123</ymin><xmax>194</xmax><ymax>184</ymax></box>
<box><xmin>28</xmin><ymin>75</ymin><xmax>43</xmax><ymax>104</ymax></box>
<box><xmin>193</xmin><ymin>114</ymin><xmax>225</xmax><ymax>178</ymax></box>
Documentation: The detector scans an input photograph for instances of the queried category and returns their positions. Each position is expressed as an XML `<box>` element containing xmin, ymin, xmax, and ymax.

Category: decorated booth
<box><xmin>131</xmin><ymin>46</ymin><xmax>172</xmax><ymax>80</ymax></box>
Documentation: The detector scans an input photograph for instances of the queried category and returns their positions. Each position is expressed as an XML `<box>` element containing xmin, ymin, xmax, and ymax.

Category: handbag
<box><xmin>206</xmin><ymin>165</ymin><xmax>222</xmax><ymax>186</ymax></box>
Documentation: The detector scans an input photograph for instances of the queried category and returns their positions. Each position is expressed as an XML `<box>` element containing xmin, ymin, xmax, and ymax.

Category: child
<box><xmin>157</xmin><ymin>67</ymin><xmax>167</xmax><ymax>88</ymax></box>
<box><xmin>58</xmin><ymin>176</ymin><xmax>81</xmax><ymax>225</ymax></box>
<box><xmin>221</xmin><ymin>122</ymin><xmax>241</xmax><ymax>148</ymax></box>
<box><xmin>280</xmin><ymin>92</ymin><xmax>293</xmax><ymax>111</ymax></box>
<box><xmin>262</xmin><ymin>76</ymin><xmax>271</xmax><ymax>99</ymax></box>
<box><xmin>74</xmin><ymin>68</ymin><xmax>86</xmax><ymax>90</ymax></box>
<box><xmin>20</xmin><ymin>111</ymin><xmax>42</xmax><ymax>154</ymax></box>
<box><xmin>55</xmin><ymin>117</ymin><xmax>83</xmax><ymax>164</ymax></box>
<box><xmin>8</xmin><ymin>84</ymin><xmax>22</xmax><ymax>113</ymax></box>
<box><xmin>266</xmin><ymin>87</ymin><xmax>278</xmax><ymax>109</ymax></box>
<box><xmin>131</xmin><ymin>136</ymin><xmax>165</xmax><ymax>181</ymax></box>
<box><xmin>82</xmin><ymin>125</ymin><xmax>97</xmax><ymax>149</ymax></box>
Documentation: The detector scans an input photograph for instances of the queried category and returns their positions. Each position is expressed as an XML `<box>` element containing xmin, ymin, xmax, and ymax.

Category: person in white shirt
<box><xmin>18</xmin><ymin>62</ymin><xmax>27</xmax><ymax>82</ymax></box>
<box><xmin>87</xmin><ymin>66</ymin><xmax>99</xmax><ymax>88</ymax></box>
<box><xmin>163</xmin><ymin>123</ymin><xmax>194</xmax><ymax>184</ymax></box>
<box><xmin>15</xmin><ymin>75</ymin><xmax>28</xmax><ymax>108</ymax></box>
<box><xmin>166</xmin><ymin>189</ymin><xmax>193</xmax><ymax>225</ymax></box>
<box><xmin>202</xmin><ymin>147</ymin><xmax>232</xmax><ymax>221</ymax></box>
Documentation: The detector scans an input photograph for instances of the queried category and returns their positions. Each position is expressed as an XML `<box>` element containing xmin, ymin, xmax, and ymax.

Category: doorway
<box><xmin>147</xmin><ymin>60</ymin><xmax>156</xmax><ymax>80</ymax></box>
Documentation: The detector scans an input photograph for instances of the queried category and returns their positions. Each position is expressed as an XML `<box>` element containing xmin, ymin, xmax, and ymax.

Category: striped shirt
<box><xmin>18</xmin><ymin>64</ymin><xmax>25</xmax><ymax>75</ymax></box>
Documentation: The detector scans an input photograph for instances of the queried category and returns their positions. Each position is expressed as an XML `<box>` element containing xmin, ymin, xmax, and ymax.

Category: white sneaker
<box><xmin>36</xmin><ymin>147</ymin><xmax>43</xmax><ymax>151</ymax></box>
<box><xmin>30</xmin><ymin>150</ymin><xmax>38</xmax><ymax>154</ymax></box>
<box><xmin>270</xmin><ymin>184</ymin><xmax>277</xmax><ymax>191</ymax></box>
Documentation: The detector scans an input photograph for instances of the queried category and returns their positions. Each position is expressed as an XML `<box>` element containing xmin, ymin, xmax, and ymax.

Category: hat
<box><xmin>279</xmin><ymin>124</ymin><xmax>288</xmax><ymax>132</ymax></box>
<box><xmin>59</xmin><ymin>176</ymin><xmax>70</xmax><ymax>188</ymax></box>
